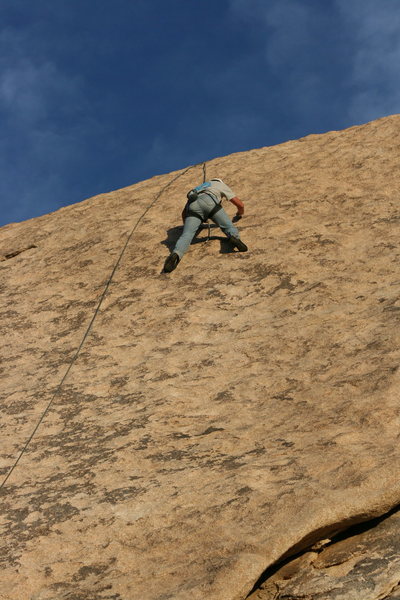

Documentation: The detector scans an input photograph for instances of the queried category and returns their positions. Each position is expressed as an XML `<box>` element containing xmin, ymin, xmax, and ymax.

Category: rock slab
<box><xmin>1</xmin><ymin>115</ymin><xmax>400</xmax><ymax>599</ymax></box>
<box><xmin>249</xmin><ymin>508</ymin><xmax>400</xmax><ymax>600</ymax></box>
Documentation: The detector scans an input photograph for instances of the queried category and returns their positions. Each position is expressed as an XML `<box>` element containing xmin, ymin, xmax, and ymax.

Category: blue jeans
<box><xmin>173</xmin><ymin>193</ymin><xmax>240</xmax><ymax>259</ymax></box>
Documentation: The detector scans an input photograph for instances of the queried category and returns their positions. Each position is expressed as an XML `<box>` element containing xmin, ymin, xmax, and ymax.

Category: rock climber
<box><xmin>163</xmin><ymin>178</ymin><xmax>248</xmax><ymax>273</ymax></box>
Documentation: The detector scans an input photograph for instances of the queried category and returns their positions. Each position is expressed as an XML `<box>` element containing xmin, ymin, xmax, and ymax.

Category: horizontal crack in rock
<box><xmin>246</xmin><ymin>503</ymin><xmax>400</xmax><ymax>599</ymax></box>
<box><xmin>2</xmin><ymin>245</ymin><xmax>37</xmax><ymax>260</ymax></box>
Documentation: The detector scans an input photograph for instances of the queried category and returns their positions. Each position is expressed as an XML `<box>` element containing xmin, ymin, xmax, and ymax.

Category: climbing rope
<box><xmin>0</xmin><ymin>162</ymin><xmax>205</xmax><ymax>490</ymax></box>
<box><xmin>201</xmin><ymin>162</ymin><xmax>212</xmax><ymax>241</ymax></box>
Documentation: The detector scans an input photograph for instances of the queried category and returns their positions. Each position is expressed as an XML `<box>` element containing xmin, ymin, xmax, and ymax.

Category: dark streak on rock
<box><xmin>198</xmin><ymin>426</ymin><xmax>225</xmax><ymax>436</ymax></box>
<box><xmin>2</xmin><ymin>245</ymin><xmax>37</xmax><ymax>260</ymax></box>
<box><xmin>100</xmin><ymin>487</ymin><xmax>144</xmax><ymax>504</ymax></box>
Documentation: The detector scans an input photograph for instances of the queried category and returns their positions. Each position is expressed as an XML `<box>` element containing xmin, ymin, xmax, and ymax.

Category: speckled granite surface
<box><xmin>1</xmin><ymin>115</ymin><xmax>400</xmax><ymax>600</ymax></box>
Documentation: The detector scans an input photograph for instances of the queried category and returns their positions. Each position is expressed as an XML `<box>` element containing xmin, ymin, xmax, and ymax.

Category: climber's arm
<box><xmin>229</xmin><ymin>196</ymin><xmax>245</xmax><ymax>217</ymax></box>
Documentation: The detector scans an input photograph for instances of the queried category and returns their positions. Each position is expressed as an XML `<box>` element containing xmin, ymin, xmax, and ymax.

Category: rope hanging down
<box><xmin>201</xmin><ymin>162</ymin><xmax>212</xmax><ymax>241</ymax></box>
<box><xmin>0</xmin><ymin>162</ymin><xmax>205</xmax><ymax>490</ymax></box>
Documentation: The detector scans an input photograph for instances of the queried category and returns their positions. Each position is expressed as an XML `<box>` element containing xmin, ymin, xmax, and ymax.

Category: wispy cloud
<box><xmin>0</xmin><ymin>59</ymin><xmax>78</xmax><ymax>126</ymax></box>
<box><xmin>230</xmin><ymin>0</ymin><xmax>313</xmax><ymax>70</ymax></box>
<box><xmin>226</xmin><ymin>2</ymin><xmax>314</xmax><ymax>97</ymax></box>
<box><xmin>230</xmin><ymin>0</ymin><xmax>400</xmax><ymax>128</ymax></box>
<box><xmin>228</xmin><ymin>0</ymin><xmax>347</xmax><ymax>130</ymax></box>
<box><xmin>0</xmin><ymin>28</ymin><xmax>83</xmax><ymax>126</ymax></box>
<box><xmin>336</xmin><ymin>0</ymin><xmax>400</xmax><ymax>122</ymax></box>
<box><xmin>2</xmin><ymin>1</ymin><xmax>399</xmax><ymax>227</ymax></box>
<box><xmin>0</xmin><ymin>26</ymin><xmax>96</xmax><ymax>224</ymax></box>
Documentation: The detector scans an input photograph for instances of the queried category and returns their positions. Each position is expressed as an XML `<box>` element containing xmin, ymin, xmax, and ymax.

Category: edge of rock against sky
<box><xmin>1</xmin><ymin>114</ymin><xmax>400</xmax><ymax>600</ymax></box>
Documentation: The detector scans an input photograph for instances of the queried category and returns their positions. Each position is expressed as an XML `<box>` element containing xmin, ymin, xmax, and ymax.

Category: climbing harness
<box><xmin>186</xmin><ymin>198</ymin><xmax>222</xmax><ymax>223</ymax></box>
<box><xmin>186</xmin><ymin>165</ymin><xmax>222</xmax><ymax>241</ymax></box>
<box><xmin>186</xmin><ymin>181</ymin><xmax>211</xmax><ymax>203</ymax></box>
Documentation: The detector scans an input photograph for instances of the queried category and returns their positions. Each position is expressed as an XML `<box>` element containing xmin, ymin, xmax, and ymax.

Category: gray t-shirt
<box><xmin>206</xmin><ymin>179</ymin><xmax>235</xmax><ymax>202</ymax></box>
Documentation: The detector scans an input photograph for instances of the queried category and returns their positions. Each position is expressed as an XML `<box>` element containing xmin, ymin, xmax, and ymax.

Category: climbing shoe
<box><xmin>163</xmin><ymin>252</ymin><xmax>180</xmax><ymax>273</ymax></box>
<box><xmin>230</xmin><ymin>236</ymin><xmax>248</xmax><ymax>252</ymax></box>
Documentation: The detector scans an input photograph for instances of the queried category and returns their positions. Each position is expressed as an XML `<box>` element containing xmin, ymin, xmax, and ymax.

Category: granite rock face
<box><xmin>248</xmin><ymin>508</ymin><xmax>400</xmax><ymax>600</ymax></box>
<box><xmin>1</xmin><ymin>115</ymin><xmax>400</xmax><ymax>600</ymax></box>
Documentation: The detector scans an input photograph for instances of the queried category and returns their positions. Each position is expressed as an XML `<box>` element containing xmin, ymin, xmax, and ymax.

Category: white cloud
<box><xmin>229</xmin><ymin>0</ymin><xmax>313</xmax><ymax>69</ymax></box>
<box><xmin>0</xmin><ymin>29</ymin><xmax>83</xmax><ymax>125</ymax></box>
<box><xmin>259</xmin><ymin>2</ymin><xmax>312</xmax><ymax>70</ymax></box>
<box><xmin>228</xmin><ymin>0</ymin><xmax>328</xmax><ymax>125</ymax></box>
<box><xmin>336</xmin><ymin>0</ymin><xmax>400</xmax><ymax>122</ymax></box>
<box><xmin>2</xmin><ymin>60</ymin><xmax>61</xmax><ymax>123</ymax></box>
<box><xmin>0</xmin><ymin>25</ymin><xmax>94</xmax><ymax>224</ymax></box>
<box><xmin>229</xmin><ymin>0</ymin><xmax>400</xmax><ymax>126</ymax></box>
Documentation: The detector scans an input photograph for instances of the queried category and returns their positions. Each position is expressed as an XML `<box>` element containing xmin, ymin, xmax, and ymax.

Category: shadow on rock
<box><xmin>162</xmin><ymin>224</ymin><xmax>233</xmax><ymax>254</ymax></box>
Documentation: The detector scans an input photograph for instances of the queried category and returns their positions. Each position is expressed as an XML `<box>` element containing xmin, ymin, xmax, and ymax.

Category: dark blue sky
<box><xmin>1</xmin><ymin>0</ymin><xmax>399</xmax><ymax>226</ymax></box>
